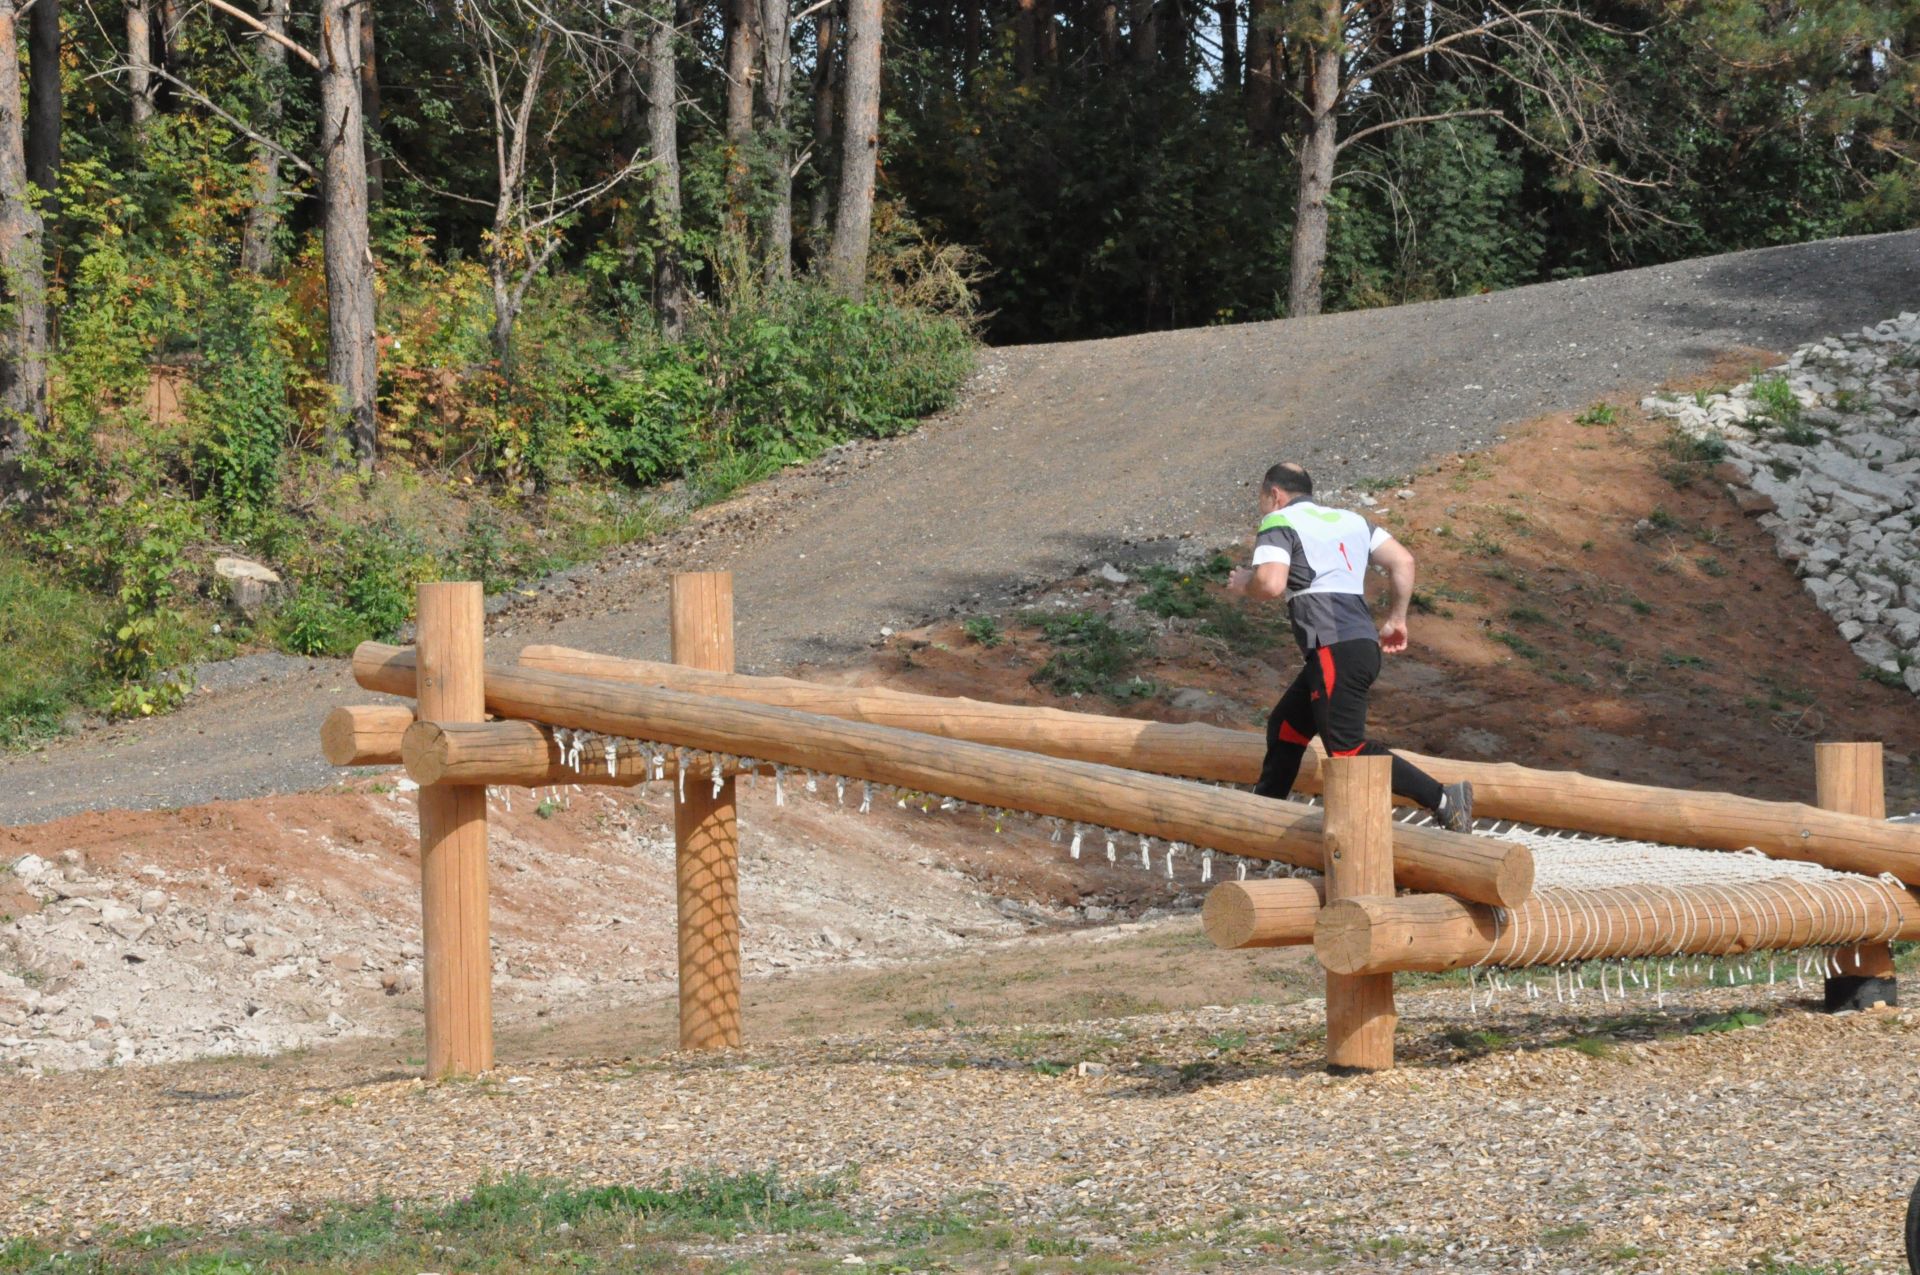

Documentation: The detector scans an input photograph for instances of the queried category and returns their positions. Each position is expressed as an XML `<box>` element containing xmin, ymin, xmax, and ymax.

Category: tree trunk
<box><xmin>25</xmin><ymin>0</ymin><xmax>56</xmax><ymax>205</ymax></box>
<box><xmin>807</xmin><ymin>4</ymin><xmax>837</xmax><ymax>256</ymax></box>
<box><xmin>1285</xmin><ymin>23</ymin><xmax>1338</xmax><ymax>318</ymax></box>
<box><xmin>647</xmin><ymin>0</ymin><xmax>688</xmax><ymax>337</ymax></box>
<box><xmin>126</xmin><ymin>1</ymin><xmax>155</xmax><ymax>133</ymax></box>
<box><xmin>760</xmin><ymin>0</ymin><xmax>792</xmax><ymax>282</ymax></box>
<box><xmin>825</xmin><ymin>0</ymin><xmax>878</xmax><ymax>299</ymax></box>
<box><xmin>1216</xmin><ymin>0</ymin><xmax>1238</xmax><ymax>90</ymax></box>
<box><xmin>1129</xmin><ymin>0</ymin><xmax>1155</xmax><ymax>66</ymax></box>
<box><xmin>360</xmin><ymin>0</ymin><xmax>383</xmax><ymax>206</ymax></box>
<box><xmin>1245</xmin><ymin>0</ymin><xmax>1272</xmax><ymax>138</ymax></box>
<box><xmin>1015</xmin><ymin>0</ymin><xmax>1035</xmax><ymax>79</ymax></box>
<box><xmin>239</xmin><ymin>0</ymin><xmax>289</xmax><ymax>273</ymax></box>
<box><xmin>318</xmin><ymin>0</ymin><xmax>377</xmax><ymax>467</ymax></box>
<box><xmin>723</xmin><ymin>0</ymin><xmax>758</xmax><ymax>242</ymax></box>
<box><xmin>1096</xmin><ymin>1</ymin><xmax>1119</xmax><ymax>63</ymax></box>
<box><xmin>961</xmin><ymin>0</ymin><xmax>980</xmax><ymax>86</ymax></box>
<box><xmin>0</xmin><ymin>0</ymin><xmax>47</xmax><ymax>500</ymax></box>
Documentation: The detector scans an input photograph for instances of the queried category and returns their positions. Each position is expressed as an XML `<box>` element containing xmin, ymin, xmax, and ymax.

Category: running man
<box><xmin>1226</xmin><ymin>461</ymin><xmax>1473</xmax><ymax>833</ymax></box>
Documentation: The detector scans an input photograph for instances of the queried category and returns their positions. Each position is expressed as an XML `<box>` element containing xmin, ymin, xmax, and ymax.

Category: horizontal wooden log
<box><xmin>358</xmin><ymin>642</ymin><xmax>1529</xmax><ymax>903</ymax></box>
<box><xmin>498</xmin><ymin>645</ymin><xmax>1920</xmax><ymax>887</ymax></box>
<box><xmin>320</xmin><ymin>705</ymin><xmax>414</xmax><ymax>767</ymax></box>
<box><xmin>402</xmin><ymin>720</ymin><xmax>764</xmax><ymax>788</ymax></box>
<box><xmin>1201</xmin><ymin>878</ymin><xmax>1325</xmax><ymax>949</ymax></box>
<box><xmin>1315</xmin><ymin>880</ymin><xmax>1920</xmax><ymax>976</ymax></box>
<box><xmin>377</xmin><ymin>656</ymin><xmax>1531</xmax><ymax>906</ymax></box>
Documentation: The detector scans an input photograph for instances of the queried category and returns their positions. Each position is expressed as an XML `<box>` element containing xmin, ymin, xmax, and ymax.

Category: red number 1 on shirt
<box><xmin>1338</xmin><ymin>542</ymin><xmax>1353</xmax><ymax>571</ymax></box>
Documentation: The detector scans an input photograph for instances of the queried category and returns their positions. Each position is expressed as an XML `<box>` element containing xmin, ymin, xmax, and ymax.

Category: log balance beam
<box><xmin>490</xmin><ymin>646</ymin><xmax>1920</xmax><ymax>886</ymax></box>
<box><xmin>368</xmin><ymin>649</ymin><xmax>1530</xmax><ymax>908</ymax></box>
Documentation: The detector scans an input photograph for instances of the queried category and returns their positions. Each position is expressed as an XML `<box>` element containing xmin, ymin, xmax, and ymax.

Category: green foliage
<box><xmin>0</xmin><ymin>548</ymin><xmax>106</xmax><ymax>746</ymax></box>
<box><xmin>1027</xmin><ymin>611</ymin><xmax>1155</xmax><ymax>699</ymax></box>
<box><xmin>962</xmin><ymin>616</ymin><xmax>1004</xmax><ymax>648</ymax></box>
<box><xmin>1575</xmin><ymin>402</ymin><xmax>1619</xmax><ymax>426</ymax></box>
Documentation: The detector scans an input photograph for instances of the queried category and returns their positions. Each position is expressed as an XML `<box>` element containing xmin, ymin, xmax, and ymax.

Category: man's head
<box><xmin>1259</xmin><ymin>462</ymin><xmax>1313</xmax><ymax>514</ymax></box>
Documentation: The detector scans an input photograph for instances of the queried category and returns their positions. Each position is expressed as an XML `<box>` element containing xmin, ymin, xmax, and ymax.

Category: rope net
<box><xmin>506</xmin><ymin>725</ymin><xmax>1907</xmax><ymax>996</ymax></box>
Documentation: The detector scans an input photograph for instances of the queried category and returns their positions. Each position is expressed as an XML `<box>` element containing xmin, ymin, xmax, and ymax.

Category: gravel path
<box><xmin>3</xmin><ymin>981</ymin><xmax>1915</xmax><ymax>1271</ymax></box>
<box><xmin>5</xmin><ymin>231</ymin><xmax>1918</xmax><ymax>827</ymax></box>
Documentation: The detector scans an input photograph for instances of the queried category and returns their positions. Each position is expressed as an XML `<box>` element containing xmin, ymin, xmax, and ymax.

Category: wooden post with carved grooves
<box><xmin>416</xmin><ymin>582</ymin><xmax>493</xmax><ymax>1078</ymax></box>
<box><xmin>1819</xmin><ymin>742</ymin><xmax>1895</xmax><ymax>1010</ymax></box>
<box><xmin>672</xmin><ymin>572</ymin><xmax>743</xmax><ymax>1050</ymax></box>
<box><xmin>1324</xmin><ymin>755</ymin><xmax>1396</xmax><ymax>1071</ymax></box>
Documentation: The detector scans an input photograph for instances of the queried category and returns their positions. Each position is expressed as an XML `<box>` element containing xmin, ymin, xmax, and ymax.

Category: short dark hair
<box><xmin>1262</xmin><ymin>462</ymin><xmax>1313</xmax><ymax>498</ymax></box>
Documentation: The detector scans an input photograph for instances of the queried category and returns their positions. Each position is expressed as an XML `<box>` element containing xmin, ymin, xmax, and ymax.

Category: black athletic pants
<box><xmin>1254</xmin><ymin>637</ymin><xmax>1446</xmax><ymax>812</ymax></box>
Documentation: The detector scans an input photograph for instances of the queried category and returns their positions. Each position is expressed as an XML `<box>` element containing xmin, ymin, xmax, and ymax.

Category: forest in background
<box><xmin>0</xmin><ymin>0</ymin><xmax>1912</xmax><ymax>740</ymax></box>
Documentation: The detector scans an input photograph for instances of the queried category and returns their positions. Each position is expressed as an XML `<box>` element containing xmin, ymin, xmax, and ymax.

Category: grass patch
<box><xmin>1491</xmin><ymin>631</ymin><xmax>1542</xmax><ymax>661</ymax></box>
<box><xmin>1505</xmin><ymin>604</ymin><xmax>1550</xmax><ymax>626</ymax></box>
<box><xmin>1574</xmin><ymin>402</ymin><xmax>1619</xmax><ymax>426</ymax></box>
<box><xmin>1689</xmin><ymin>1009</ymin><xmax>1768</xmax><ymax>1035</ymax></box>
<box><xmin>1659</xmin><ymin>430</ymin><xmax>1728</xmax><ymax>487</ymax></box>
<box><xmin>1576</xmin><ymin>627</ymin><xmax>1624</xmax><ymax>652</ymax></box>
<box><xmin>1</xmin><ymin>1171</ymin><xmax>857</xmax><ymax>1273</ymax></box>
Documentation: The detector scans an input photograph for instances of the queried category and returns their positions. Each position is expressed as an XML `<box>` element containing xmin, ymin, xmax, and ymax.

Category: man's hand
<box><xmin>1379</xmin><ymin>615</ymin><xmax>1410</xmax><ymax>654</ymax></box>
<box><xmin>1227</xmin><ymin>567</ymin><xmax>1252</xmax><ymax>596</ymax></box>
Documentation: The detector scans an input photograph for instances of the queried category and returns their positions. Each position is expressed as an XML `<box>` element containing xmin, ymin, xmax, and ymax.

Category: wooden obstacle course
<box><xmin>323</xmin><ymin>576</ymin><xmax>1908</xmax><ymax>1079</ymax></box>
<box><xmin>506</xmin><ymin>646</ymin><xmax>1920</xmax><ymax>882</ymax></box>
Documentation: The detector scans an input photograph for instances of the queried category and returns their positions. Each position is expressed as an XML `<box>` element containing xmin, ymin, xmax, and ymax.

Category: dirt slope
<box><xmin>3</xmin><ymin>231</ymin><xmax>1918</xmax><ymax>825</ymax></box>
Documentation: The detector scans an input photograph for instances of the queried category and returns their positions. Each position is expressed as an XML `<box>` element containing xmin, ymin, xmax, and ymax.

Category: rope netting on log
<box><xmin>465</xmin><ymin>720</ymin><xmax>1910</xmax><ymax>1004</ymax></box>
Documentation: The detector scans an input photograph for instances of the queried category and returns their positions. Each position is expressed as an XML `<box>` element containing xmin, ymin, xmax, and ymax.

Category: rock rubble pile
<box><xmin>1645</xmin><ymin>313</ymin><xmax>1920</xmax><ymax>694</ymax></box>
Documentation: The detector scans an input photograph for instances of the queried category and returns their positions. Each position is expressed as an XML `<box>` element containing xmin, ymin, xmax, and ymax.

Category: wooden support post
<box><xmin>1323</xmin><ymin>755</ymin><xmax>1395</xmax><ymax>1072</ymax></box>
<box><xmin>416</xmin><ymin>582</ymin><xmax>493</xmax><ymax>1078</ymax></box>
<box><xmin>1820</xmin><ymin>741</ymin><xmax>1896</xmax><ymax>1012</ymax></box>
<box><xmin>672</xmin><ymin>572</ymin><xmax>743</xmax><ymax>1051</ymax></box>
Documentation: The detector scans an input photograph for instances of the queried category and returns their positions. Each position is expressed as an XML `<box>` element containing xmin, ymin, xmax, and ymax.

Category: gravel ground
<box><xmin>3</xmin><ymin>231</ymin><xmax>1917</xmax><ymax>827</ymax></box>
<box><xmin>3</xmin><ymin>979</ymin><xmax>1915</xmax><ymax>1272</ymax></box>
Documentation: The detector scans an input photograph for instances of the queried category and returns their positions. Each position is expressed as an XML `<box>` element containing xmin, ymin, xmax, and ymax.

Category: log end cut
<box><xmin>1201</xmin><ymin>878</ymin><xmax>1325</xmax><ymax>949</ymax></box>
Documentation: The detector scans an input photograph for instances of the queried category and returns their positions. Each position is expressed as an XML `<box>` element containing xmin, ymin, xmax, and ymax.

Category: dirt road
<box><xmin>4</xmin><ymin>231</ymin><xmax>1917</xmax><ymax>826</ymax></box>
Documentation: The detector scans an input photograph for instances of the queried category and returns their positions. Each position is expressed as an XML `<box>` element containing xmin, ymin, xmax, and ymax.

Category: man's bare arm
<box><xmin>1227</xmin><ymin>562</ymin><xmax>1291</xmax><ymax>600</ymax></box>
<box><xmin>1373</xmin><ymin>537</ymin><xmax>1416</xmax><ymax>653</ymax></box>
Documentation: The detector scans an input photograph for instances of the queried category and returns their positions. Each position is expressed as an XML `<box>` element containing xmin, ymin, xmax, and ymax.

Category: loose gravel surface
<box><xmin>3</xmin><ymin>979</ymin><xmax>1916</xmax><ymax>1272</ymax></box>
<box><xmin>3</xmin><ymin>232</ymin><xmax>1917</xmax><ymax>827</ymax></box>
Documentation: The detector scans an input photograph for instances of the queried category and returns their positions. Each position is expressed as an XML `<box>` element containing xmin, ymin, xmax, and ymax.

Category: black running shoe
<box><xmin>1436</xmin><ymin>781</ymin><xmax>1474</xmax><ymax>834</ymax></box>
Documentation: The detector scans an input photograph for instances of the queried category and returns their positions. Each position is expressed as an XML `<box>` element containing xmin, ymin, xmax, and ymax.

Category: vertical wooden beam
<box><xmin>1323</xmin><ymin>754</ymin><xmax>1396</xmax><ymax>1071</ymax></box>
<box><xmin>1819</xmin><ymin>741</ymin><xmax>1896</xmax><ymax>1010</ymax></box>
<box><xmin>672</xmin><ymin>572</ymin><xmax>743</xmax><ymax>1050</ymax></box>
<box><xmin>416</xmin><ymin>581</ymin><xmax>493</xmax><ymax>1078</ymax></box>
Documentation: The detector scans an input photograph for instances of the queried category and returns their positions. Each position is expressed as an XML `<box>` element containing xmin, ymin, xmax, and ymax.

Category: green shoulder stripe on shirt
<box><xmin>1258</xmin><ymin>511</ymin><xmax>1293</xmax><ymax>533</ymax></box>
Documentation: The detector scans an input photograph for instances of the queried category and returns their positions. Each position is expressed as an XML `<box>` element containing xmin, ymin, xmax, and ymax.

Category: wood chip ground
<box><xmin>4</xmin><ymin>978</ymin><xmax>1916</xmax><ymax>1271</ymax></box>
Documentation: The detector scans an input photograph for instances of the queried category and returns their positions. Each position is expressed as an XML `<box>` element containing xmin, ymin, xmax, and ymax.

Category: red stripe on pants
<box><xmin>1317</xmin><ymin>646</ymin><xmax>1338</xmax><ymax>697</ymax></box>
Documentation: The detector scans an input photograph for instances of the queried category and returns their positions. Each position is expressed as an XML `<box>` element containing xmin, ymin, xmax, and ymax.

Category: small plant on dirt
<box><xmin>1646</xmin><ymin>507</ymin><xmax>1682</xmax><ymax>533</ymax></box>
<box><xmin>1206</xmin><ymin>1030</ymin><xmax>1248</xmax><ymax>1052</ymax></box>
<box><xmin>1491</xmin><ymin>631</ymin><xmax>1542</xmax><ymax>660</ymax></box>
<box><xmin>1466</xmin><ymin>530</ymin><xmax>1506</xmax><ymax>558</ymax></box>
<box><xmin>1575</xmin><ymin>402</ymin><xmax>1618</xmax><ymax>426</ymax></box>
<box><xmin>962</xmin><ymin>616</ymin><xmax>1003</xmax><ymax>648</ymax></box>
<box><xmin>1026</xmin><ymin>611</ymin><xmax>1154</xmax><ymax>700</ymax></box>
<box><xmin>1410</xmin><ymin>590</ymin><xmax>1451</xmax><ymax>617</ymax></box>
<box><xmin>1659</xmin><ymin>431</ymin><xmax>1728</xmax><ymax>488</ymax></box>
<box><xmin>1696</xmin><ymin>556</ymin><xmax>1728</xmax><ymax>578</ymax></box>
<box><xmin>1690</xmin><ymin>1009</ymin><xmax>1767</xmax><ymax>1034</ymax></box>
<box><xmin>1505</xmin><ymin>604</ymin><xmax>1550</xmax><ymax>625</ymax></box>
<box><xmin>1749</xmin><ymin>373</ymin><xmax>1801</xmax><ymax>429</ymax></box>
<box><xmin>1577</xmin><ymin>627</ymin><xmax>1624</xmax><ymax>652</ymax></box>
<box><xmin>1661</xmin><ymin>650</ymin><xmax>1708</xmax><ymax>670</ymax></box>
<box><xmin>535</xmin><ymin>797</ymin><xmax>562</xmax><ymax>819</ymax></box>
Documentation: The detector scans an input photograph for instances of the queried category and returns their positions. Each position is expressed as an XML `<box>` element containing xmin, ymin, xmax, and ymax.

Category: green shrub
<box><xmin>1028</xmin><ymin>611</ymin><xmax>1153</xmax><ymax>698</ymax></box>
<box><xmin>0</xmin><ymin>549</ymin><xmax>107</xmax><ymax>745</ymax></box>
<box><xmin>272</xmin><ymin>589</ymin><xmax>362</xmax><ymax>657</ymax></box>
